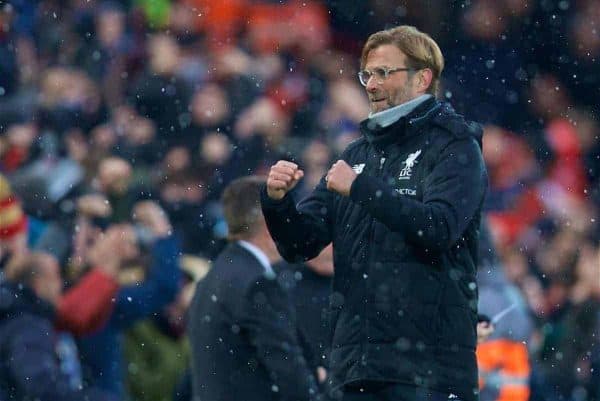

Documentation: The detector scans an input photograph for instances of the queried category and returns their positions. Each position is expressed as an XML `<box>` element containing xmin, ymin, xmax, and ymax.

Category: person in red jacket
<box><xmin>0</xmin><ymin>174</ymin><xmax>119</xmax><ymax>336</ymax></box>
<box><xmin>56</xmin><ymin>224</ymin><xmax>132</xmax><ymax>335</ymax></box>
<box><xmin>0</xmin><ymin>174</ymin><xmax>123</xmax><ymax>336</ymax></box>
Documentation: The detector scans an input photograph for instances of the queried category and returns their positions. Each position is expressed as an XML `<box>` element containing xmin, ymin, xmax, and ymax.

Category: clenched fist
<box><xmin>132</xmin><ymin>201</ymin><xmax>172</xmax><ymax>237</ymax></box>
<box><xmin>325</xmin><ymin>160</ymin><xmax>357</xmax><ymax>196</ymax></box>
<box><xmin>266</xmin><ymin>160</ymin><xmax>305</xmax><ymax>200</ymax></box>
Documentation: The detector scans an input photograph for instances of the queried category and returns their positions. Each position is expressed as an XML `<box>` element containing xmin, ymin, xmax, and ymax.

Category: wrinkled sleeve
<box><xmin>109</xmin><ymin>236</ymin><xmax>181</xmax><ymax>329</ymax></box>
<box><xmin>261</xmin><ymin>180</ymin><xmax>333</xmax><ymax>263</ymax></box>
<box><xmin>56</xmin><ymin>269</ymin><xmax>119</xmax><ymax>336</ymax></box>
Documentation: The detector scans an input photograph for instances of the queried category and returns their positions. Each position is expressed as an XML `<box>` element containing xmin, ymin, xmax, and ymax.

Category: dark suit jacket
<box><xmin>275</xmin><ymin>261</ymin><xmax>332</xmax><ymax>368</ymax></box>
<box><xmin>188</xmin><ymin>242</ymin><xmax>319</xmax><ymax>401</ymax></box>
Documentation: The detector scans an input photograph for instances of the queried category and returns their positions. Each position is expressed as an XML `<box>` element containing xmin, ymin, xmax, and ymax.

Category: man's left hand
<box><xmin>326</xmin><ymin>160</ymin><xmax>357</xmax><ymax>196</ymax></box>
<box><xmin>477</xmin><ymin>321</ymin><xmax>495</xmax><ymax>344</ymax></box>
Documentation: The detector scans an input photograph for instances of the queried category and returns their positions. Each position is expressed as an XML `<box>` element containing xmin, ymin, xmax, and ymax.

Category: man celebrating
<box><xmin>261</xmin><ymin>25</ymin><xmax>488</xmax><ymax>401</ymax></box>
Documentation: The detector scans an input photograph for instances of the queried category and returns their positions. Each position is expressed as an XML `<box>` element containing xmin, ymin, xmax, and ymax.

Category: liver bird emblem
<box><xmin>404</xmin><ymin>150</ymin><xmax>422</xmax><ymax>168</ymax></box>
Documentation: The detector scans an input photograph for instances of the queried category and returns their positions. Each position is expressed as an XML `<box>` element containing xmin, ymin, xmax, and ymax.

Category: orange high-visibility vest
<box><xmin>477</xmin><ymin>339</ymin><xmax>530</xmax><ymax>401</ymax></box>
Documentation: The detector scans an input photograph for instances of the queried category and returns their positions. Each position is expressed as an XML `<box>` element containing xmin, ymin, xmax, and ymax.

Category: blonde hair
<box><xmin>360</xmin><ymin>25</ymin><xmax>444</xmax><ymax>96</ymax></box>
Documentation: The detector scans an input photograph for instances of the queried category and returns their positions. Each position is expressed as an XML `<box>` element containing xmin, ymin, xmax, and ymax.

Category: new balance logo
<box><xmin>352</xmin><ymin>163</ymin><xmax>365</xmax><ymax>174</ymax></box>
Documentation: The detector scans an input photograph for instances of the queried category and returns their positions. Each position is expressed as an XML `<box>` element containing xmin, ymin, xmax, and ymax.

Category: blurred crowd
<box><xmin>0</xmin><ymin>0</ymin><xmax>598</xmax><ymax>400</ymax></box>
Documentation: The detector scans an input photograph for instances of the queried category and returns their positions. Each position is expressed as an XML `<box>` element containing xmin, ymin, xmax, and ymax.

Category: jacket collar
<box><xmin>368</xmin><ymin>94</ymin><xmax>434</xmax><ymax>128</ymax></box>
<box><xmin>360</xmin><ymin>97</ymin><xmax>441</xmax><ymax>149</ymax></box>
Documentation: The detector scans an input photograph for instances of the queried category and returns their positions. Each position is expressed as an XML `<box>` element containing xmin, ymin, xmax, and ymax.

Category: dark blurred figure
<box><xmin>535</xmin><ymin>241</ymin><xmax>600</xmax><ymax>401</ymax></box>
<box><xmin>76</xmin><ymin>2</ymin><xmax>135</xmax><ymax>107</ymax></box>
<box><xmin>193</xmin><ymin>131</ymin><xmax>237</xmax><ymax>201</ymax></box>
<box><xmin>179</xmin><ymin>83</ymin><xmax>232</xmax><ymax>150</ymax></box>
<box><xmin>525</xmin><ymin>0</ymin><xmax>600</xmax><ymax>107</ymax></box>
<box><xmin>129</xmin><ymin>34</ymin><xmax>192</xmax><ymax>151</ymax></box>
<box><xmin>568</xmin><ymin>108</ymin><xmax>600</xmax><ymax>212</ymax></box>
<box><xmin>113</xmin><ymin>113</ymin><xmax>162</xmax><ymax>168</ymax></box>
<box><xmin>275</xmin><ymin>244</ymin><xmax>334</xmax><ymax>385</ymax></box>
<box><xmin>442</xmin><ymin>0</ymin><xmax>529</xmax><ymax>131</ymax></box>
<box><xmin>0</xmin><ymin>4</ymin><xmax>19</xmax><ymax>98</ymax></box>
<box><xmin>0</xmin><ymin>2</ymin><xmax>39</xmax><ymax>126</ymax></box>
<box><xmin>230</xmin><ymin>96</ymin><xmax>291</xmax><ymax>177</ymax></box>
<box><xmin>157</xmin><ymin>171</ymin><xmax>221</xmax><ymax>256</ymax></box>
<box><xmin>38</xmin><ymin>67</ymin><xmax>107</xmax><ymax>135</ymax></box>
<box><xmin>0</xmin><ymin>252</ymin><xmax>115</xmax><ymax>401</ymax></box>
<box><xmin>94</xmin><ymin>156</ymin><xmax>138</xmax><ymax>222</ymax></box>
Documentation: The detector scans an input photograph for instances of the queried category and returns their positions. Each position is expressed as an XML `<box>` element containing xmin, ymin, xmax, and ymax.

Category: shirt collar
<box><xmin>237</xmin><ymin>240</ymin><xmax>275</xmax><ymax>278</ymax></box>
<box><xmin>368</xmin><ymin>94</ymin><xmax>433</xmax><ymax>128</ymax></box>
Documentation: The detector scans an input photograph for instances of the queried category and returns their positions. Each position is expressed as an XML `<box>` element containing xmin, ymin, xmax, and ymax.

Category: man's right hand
<box><xmin>77</xmin><ymin>194</ymin><xmax>112</xmax><ymax>218</ymax></box>
<box><xmin>266</xmin><ymin>160</ymin><xmax>304</xmax><ymax>200</ymax></box>
<box><xmin>132</xmin><ymin>201</ymin><xmax>172</xmax><ymax>238</ymax></box>
<box><xmin>87</xmin><ymin>225</ymin><xmax>127</xmax><ymax>278</ymax></box>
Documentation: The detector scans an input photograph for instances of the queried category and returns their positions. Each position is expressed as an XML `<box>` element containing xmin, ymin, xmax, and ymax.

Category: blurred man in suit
<box><xmin>188</xmin><ymin>176</ymin><xmax>320</xmax><ymax>401</ymax></box>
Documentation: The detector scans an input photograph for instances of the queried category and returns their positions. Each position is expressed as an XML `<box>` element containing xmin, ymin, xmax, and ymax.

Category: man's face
<box><xmin>363</xmin><ymin>44</ymin><xmax>421</xmax><ymax>113</ymax></box>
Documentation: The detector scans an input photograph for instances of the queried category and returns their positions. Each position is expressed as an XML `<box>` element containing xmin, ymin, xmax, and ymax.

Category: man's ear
<box><xmin>419</xmin><ymin>68</ymin><xmax>433</xmax><ymax>92</ymax></box>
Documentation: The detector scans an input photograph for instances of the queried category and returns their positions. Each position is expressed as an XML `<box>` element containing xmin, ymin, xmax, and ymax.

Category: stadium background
<box><xmin>0</xmin><ymin>0</ymin><xmax>598</xmax><ymax>400</ymax></box>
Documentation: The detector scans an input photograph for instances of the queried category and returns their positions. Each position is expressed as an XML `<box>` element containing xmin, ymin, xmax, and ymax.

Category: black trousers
<box><xmin>337</xmin><ymin>381</ymin><xmax>462</xmax><ymax>401</ymax></box>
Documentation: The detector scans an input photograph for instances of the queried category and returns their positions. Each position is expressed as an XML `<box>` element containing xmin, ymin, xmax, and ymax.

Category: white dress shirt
<box><xmin>237</xmin><ymin>240</ymin><xmax>276</xmax><ymax>278</ymax></box>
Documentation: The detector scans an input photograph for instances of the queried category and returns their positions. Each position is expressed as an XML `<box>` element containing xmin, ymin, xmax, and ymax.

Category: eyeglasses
<box><xmin>357</xmin><ymin>66</ymin><xmax>414</xmax><ymax>87</ymax></box>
